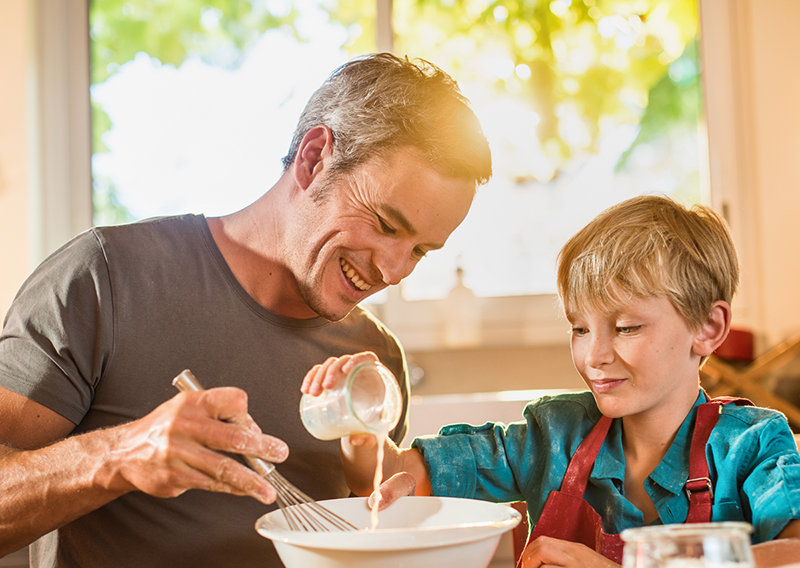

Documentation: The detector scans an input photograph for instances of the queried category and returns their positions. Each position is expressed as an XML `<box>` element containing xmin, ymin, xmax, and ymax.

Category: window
<box><xmin>89</xmin><ymin>0</ymin><xmax>704</xmax><ymax>304</ymax></box>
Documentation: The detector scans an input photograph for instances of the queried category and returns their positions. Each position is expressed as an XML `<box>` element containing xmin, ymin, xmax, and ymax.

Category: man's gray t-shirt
<box><xmin>0</xmin><ymin>215</ymin><xmax>408</xmax><ymax>568</ymax></box>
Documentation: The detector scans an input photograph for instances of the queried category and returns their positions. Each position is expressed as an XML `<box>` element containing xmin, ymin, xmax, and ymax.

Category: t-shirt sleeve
<box><xmin>739</xmin><ymin>413</ymin><xmax>800</xmax><ymax>542</ymax></box>
<box><xmin>0</xmin><ymin>230</ymin><xmax>115</xmax><ymax>424</ymax></box>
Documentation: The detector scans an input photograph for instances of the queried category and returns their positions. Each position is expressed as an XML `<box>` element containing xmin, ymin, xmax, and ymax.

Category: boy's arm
<box><xmin>751</xmin><ymin>520</ymin><xmax>800</xmax><ymax>568</ymax></box>
<box><xmin>340</xmin><ymin>434</ymin><xmax>431</xmax><ymax>499</ymax></box>
<box><xmin>301</xmin><ymin>352</ymin><xmax>432</xmax><ymax>501</ymax></box>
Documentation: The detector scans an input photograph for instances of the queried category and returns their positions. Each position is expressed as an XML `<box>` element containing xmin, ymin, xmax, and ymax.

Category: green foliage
<box><xmin>89</xmin><ymin>0</ymin><xmax>702</xmax><ymax>222</ymax></box>
<box><xmin>89</xmin><ymin>0</ymin><xmax>301</xmax><ymax>84</ymax></box>
<box><xmin>616</xmin><ymin>37</ymin><xmax>702</xmax><ymax>170</ymax></box>
<box><xmin>322</xmin><ymin>0</ymin><xmax>378</xmax><ymax>54</ymax></box>
<box><xmin>89</xmin><ymin>0</ymin><xmax>302</xmax><ymax>224</ymax></box>
<box><xmin>91</xmin><ymin>98</ymin><xmax>112</xmax><ymax>154</ymax></box>
<box><xmin>393</xmin><ymin>0</ymin><xmax>701</xmax><ymax>179</ymax></box>
<box><xmin>93</xmin><ymin>174</ymin><xmax>134</xmax><ymax>225</ymax></box>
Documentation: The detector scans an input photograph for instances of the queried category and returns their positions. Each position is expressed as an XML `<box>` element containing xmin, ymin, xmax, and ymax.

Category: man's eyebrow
<box><xmin>381</xmin><ymin>205</ymin><xmax>417</xmax><ymax>236</ymax></box>
<box><xmin>380</xmin><ymin>204</ymin><xmax>445</xmax><ymax>250</ymax></box>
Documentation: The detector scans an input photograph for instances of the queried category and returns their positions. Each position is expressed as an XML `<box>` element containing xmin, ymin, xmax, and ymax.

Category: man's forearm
<box><xmin>0</xmin><ymin>386</ymin><xmax>290</xmax><ymax>558</ymax></box>
<box><xmin>0</xmin><ymin>431</ymin><xmax>128</xmax><ymax>557</ymax></box>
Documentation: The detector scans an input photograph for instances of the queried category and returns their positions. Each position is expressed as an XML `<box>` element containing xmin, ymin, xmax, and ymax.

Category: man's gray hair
<box><xmin>282</xmin><ymin>52</ymin><xmax>492</xmax><ymax>187</ymax></box>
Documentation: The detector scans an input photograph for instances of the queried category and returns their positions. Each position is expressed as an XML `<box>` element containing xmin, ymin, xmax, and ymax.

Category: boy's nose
<box><xmin>585</xmin><ymin>334</ymin><xmax>615</xmax><ymax>367</ymax></box>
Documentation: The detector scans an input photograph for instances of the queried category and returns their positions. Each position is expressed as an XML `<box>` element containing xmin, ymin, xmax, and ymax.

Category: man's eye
<box><xmin>412</xmin><ymin>247</ymin><xmax>427</xmax><ymax>260</ymax></box>
<box><xmin>378</xmin><ymin>217</ymin><xmax>396</xmax><ymax>235</ymax></box>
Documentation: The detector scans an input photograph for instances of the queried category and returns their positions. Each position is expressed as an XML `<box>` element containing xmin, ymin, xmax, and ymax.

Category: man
<box><xmin>0</xmin><ymin>53</ymin><xmax>491</xmax><ymax>567</ymax></box>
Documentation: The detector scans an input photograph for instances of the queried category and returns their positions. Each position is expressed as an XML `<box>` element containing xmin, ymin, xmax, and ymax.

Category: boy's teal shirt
<box><xmin>412</xmin><ymin>391</ymin><xmax>800</xmax><ymax>543</ymax></box>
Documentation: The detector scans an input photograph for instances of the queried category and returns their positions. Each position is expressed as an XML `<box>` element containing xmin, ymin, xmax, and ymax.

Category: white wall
<box><xmin>0</xmin><ymin>1</ymin><xmax>34</xmax><ymax>318</ymax></box>
<box><xmin>745</xmin><ymin>0</ymin><xmax>800</xmax><ymax>346</ymax></box>
<box><xmin>0</xmin><ymin>0</ymin><xmax>92</xmax><ymax>321</ymax></box>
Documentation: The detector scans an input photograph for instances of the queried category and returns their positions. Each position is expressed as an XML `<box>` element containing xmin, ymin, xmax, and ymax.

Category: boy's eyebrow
<box><xmin>379</xmin><ymin>204</ymin><xmax>445</xmax><ymax>251</ymax></box>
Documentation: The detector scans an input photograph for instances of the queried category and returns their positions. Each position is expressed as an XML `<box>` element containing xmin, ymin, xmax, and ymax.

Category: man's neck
<box><xmin>206</xmin><ymin>182</ymin><xmax>318</xmax><ymax>319</ymax></box>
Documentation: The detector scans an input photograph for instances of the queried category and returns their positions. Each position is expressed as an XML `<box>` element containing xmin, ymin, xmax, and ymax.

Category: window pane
<box><xmin>90</xmin><ymin>0</ymin><xmax>376</xmax><ymax>224</ymax></box>
<box><xmin>393</xmin><ymin>0</ymin><xmax>704</xmax><ymax>300</ymax></box>
<box><xmin>90</xmin><ymin>0</ymin><xmax>704</xmax><ymax>302</ymax></box>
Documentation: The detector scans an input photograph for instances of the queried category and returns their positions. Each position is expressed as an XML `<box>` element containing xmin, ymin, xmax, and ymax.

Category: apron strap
<box><xmin>560</xmin><ymin>415</ymin><xmax>612</xmax><ymax>497</ymax></box>
<box><xmin>684</xmin><ymin>395</ymin><xmax>753</xmax><ymax>523</ymax></box>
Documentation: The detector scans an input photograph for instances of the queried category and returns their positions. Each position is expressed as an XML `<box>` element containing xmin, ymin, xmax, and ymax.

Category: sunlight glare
<box><xmin>493</xmin><ymin>5</ymin><xmax>509</xmax><ymax>23</ymax></box>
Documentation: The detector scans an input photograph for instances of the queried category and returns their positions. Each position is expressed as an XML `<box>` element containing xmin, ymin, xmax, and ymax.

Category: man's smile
<box><xmin>340</xmin><ymin>258</ymin><xmax>373</xmax><ymax>291</ymax></box>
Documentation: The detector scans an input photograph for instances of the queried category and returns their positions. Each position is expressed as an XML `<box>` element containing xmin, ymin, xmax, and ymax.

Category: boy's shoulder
<box><xmin>524</xmin><ymin>391</ymin><xmax>600</xmax><ymax>422</ymax></box>
<box><xmin>714</xmin><ymin>400</ymin><xmax>799</xmax><ymax>454</ymax></box>
<box><xmin>717</xmin><ymin>399</ymin><xmax>791</xmax><ymax>430</ymax></box>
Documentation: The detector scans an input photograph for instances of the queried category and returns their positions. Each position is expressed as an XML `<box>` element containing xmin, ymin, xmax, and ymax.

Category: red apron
<box><xmin>516</xmin><ymin>396</ymin><xmax>753</xmax><ymax>566</ymax></box>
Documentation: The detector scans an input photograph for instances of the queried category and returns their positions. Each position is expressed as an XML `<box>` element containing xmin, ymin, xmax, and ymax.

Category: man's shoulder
<box><xmin>91</xmin><ymin>215</ymin><xmax>213</xmax><ymax>269</ymax></box>
<box><xmin>337</xmin><ymin>305</ymin><xmax>401</xmax><ymax>345</ymax></box>
<box><xmin>93</xmin><ymin>214</ymin><xmax>203</xmax><ymax>246</ymax></box>
<box><xmin>335</xmin><ymin>305</ymin><xmax>405</xmax><ymax>367</ymax></box>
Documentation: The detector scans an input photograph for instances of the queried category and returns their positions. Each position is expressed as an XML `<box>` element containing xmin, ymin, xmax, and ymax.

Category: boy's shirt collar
<box><xmin>647</xmin><ymin>390</ymin><xmax>705</xmax><ymax>495</ymax></box>
<box><xmin>589</xmin><ymin>390</ymin><xmax>705</xmax><ymax>526</ymax></box>
<box><xmin>591</xmin><ymin>390</ymin><xmax>704</xmax><ymax>487</ymax></box>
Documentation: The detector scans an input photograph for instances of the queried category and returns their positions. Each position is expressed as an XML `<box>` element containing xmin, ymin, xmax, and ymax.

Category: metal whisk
<box><xmin>173</xmin><ymin>369</ymin><xmax>358</xmax><ymax>532</ymax></box>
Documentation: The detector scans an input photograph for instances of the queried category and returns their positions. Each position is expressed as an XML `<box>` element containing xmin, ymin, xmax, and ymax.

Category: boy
<box><xmin>301</xmin><ymin>195</ymin><xmax>800</xmax><ymax>567</ymax></box>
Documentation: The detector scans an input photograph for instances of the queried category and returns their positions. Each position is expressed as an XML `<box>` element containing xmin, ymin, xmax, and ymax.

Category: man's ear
<box><xmin>294</xmin><ymin>125</ymin><xmax>334</xmax><ymax>190</ymax></box>
<box><xmin>692</xmin><ymin>300</ymin><xmax>733</xmax><ymax>358</ymax></box>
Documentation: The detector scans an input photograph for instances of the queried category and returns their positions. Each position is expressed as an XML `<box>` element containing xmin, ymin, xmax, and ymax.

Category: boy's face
<box><xmin>568</xmin><ymin>295</ymin><xmax>704</xmax><ymax>422</ymax></box>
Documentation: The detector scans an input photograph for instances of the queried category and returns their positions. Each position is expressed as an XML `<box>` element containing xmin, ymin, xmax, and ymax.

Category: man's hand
<box><xmin>103</xmin><ymin>386</ymin><xmax>289</xmax><ymax>504</ymax></box>
<box><xmin>520</xmin><ymin>536</ymin><xmax>619</xmax><ymax>568</ymax></box>
<box><xmin>0</xmin><ymin>385</ymin><xmax>290</xmax><ymax>556</ymax></box>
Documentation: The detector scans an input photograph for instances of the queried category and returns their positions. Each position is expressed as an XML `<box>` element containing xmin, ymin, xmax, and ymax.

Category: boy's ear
<box><xmin>692</xmin><ymin>301</ymin><xmax>732</xmax><ymax>358</ymax></box>
<box><xmin>294</xmin><ymin>125</ymin><xmax>334</xmax><ymax>190</ymax></box>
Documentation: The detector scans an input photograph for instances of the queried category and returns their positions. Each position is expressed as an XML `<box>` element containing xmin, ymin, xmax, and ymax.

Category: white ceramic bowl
<box><xmin>256</xmin><ymin>496</ymin><xmax>522</xmax><ymax>568</ymax></box>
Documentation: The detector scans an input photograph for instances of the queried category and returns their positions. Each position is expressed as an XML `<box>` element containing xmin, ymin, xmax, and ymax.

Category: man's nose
<box><xmin>374</xmin><ymin>243</ymin><xmax>416</xmax><ymax>286</ymax></box>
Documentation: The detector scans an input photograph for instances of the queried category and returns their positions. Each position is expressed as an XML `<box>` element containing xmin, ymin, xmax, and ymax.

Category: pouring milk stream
<box><xmin>299</xmin><ymin>361</ymin><xmax>403</xmax><ymax>530</ymax></box>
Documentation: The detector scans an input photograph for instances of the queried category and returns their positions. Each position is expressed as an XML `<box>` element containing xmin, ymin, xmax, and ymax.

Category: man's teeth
<box><xmin>340</xmin><ymin>259</ymin><xmax>372</xmax><ymax>291</ymax></box>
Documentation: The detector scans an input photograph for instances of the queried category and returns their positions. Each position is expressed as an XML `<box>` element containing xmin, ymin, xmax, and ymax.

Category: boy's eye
<box><xmin>571</xmin><ymin>327</ymin><xmax>588</xmax><ymax>337</ymax></box>
<box><xmin>616</xmin><ymin>326</ymin><xmax>641</xmax><ymax>335</ymax></box>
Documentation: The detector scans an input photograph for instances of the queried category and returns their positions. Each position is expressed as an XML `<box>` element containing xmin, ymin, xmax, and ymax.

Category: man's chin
<box><xmin>309</xmin><ymin>298</ymin><xmax>358</xmax><ymax>322</ymax></box>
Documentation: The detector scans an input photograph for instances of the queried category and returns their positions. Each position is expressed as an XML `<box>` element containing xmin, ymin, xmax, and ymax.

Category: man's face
<box><xmin>285</xmin><ymin>146</ymin><xmax>475</xmax><ymax>321</ymax></box>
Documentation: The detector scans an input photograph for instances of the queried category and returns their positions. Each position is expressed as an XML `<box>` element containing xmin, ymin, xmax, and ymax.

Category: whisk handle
<box><xmin>172</xmin><ymin>370</ymin><xmax>278</xmax><ymax>476</ymax></box>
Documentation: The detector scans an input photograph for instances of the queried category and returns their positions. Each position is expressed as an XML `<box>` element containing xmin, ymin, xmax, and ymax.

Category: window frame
<box><xmin>30</xmin><ymin>0</ymin><xmax>93</xmax><ymax>263</ymax></box>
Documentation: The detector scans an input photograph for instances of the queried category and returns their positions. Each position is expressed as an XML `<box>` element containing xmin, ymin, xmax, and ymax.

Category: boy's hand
<box><xmin>521</xmin><ymin>536</ymin><xmax>619</xmax><ymax>568</ymax></box>
<box><xmin>300</xmin><ymin>351</ymin><xmax>380</xmax><ymax>396</ymax></box>
<box><xmin>346</xmin><ymin>433</ymin><xmax>378</xmax><ymax>447</ymax></box>
<box><xmin>367</xmin><ymin>472</ymin><xmax>417</xmax><ymax>511</ymax></box>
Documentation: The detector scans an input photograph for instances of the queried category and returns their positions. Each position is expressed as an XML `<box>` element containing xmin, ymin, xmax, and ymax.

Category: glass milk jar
<box><xmin>621</xmin><ymin>522</ymin><xmax>755</xmax><ymax>568</ymax></box>
<box><xmin>299</xmin><ymin>360</ymin><xmax>402</xmax><ymax>440</ymax></box>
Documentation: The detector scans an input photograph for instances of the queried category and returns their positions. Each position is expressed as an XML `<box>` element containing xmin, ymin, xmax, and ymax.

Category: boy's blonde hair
<box><xmin>556</xmin><ymin>195</ymin><xmax>739</xmax><ymax>330</ymax></box>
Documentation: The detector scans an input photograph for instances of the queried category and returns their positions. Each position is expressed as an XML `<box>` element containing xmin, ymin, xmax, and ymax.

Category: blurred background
<box><xmin>2</xmin><ymin>1</ymin><xmax>800</xmax><ymax>565</ymax></box>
